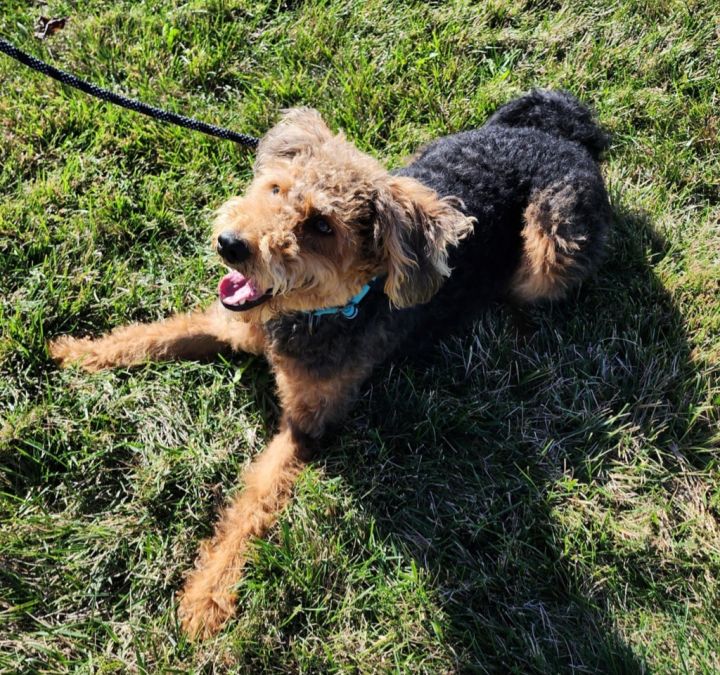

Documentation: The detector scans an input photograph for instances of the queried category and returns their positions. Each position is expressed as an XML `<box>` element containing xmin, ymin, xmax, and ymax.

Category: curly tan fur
<box><xmin>210</xmin><ymin>108</ymin><xmax>473</xmax><ymax>322</ymax></box>
<box><xmin>375</xmin><ymin>176</ymin><xmax>475</xmax><ymax>307</ymax></box>
<box><xmin>510</xmin><ymin>182</ymin><xmax>604</xmax><ymax>303</ymax></box>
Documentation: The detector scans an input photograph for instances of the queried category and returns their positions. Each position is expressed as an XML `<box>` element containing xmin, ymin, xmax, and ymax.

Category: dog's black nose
<box><xmin>217</xmin><ymin>231</ymin><xmax>251</xmax><ymax>264</ymax></box>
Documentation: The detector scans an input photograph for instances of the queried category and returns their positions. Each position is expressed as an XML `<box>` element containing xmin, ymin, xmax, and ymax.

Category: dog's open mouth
<box><xmin>218</xmin><ymin>270</ymin><xmax>271</xmax><ymax>312</ymax></box>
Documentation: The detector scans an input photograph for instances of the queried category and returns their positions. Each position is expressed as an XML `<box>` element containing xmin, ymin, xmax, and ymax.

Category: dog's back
<box><xmin>398</xmin><ymin>90</ymin><xmax>612</xmax><ymax>319</ymax></box>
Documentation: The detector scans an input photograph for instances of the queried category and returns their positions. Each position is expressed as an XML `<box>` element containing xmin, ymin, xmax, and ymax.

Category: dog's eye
<box><xmin>271</xmin><ymin>186</ymin><xmax>280</xmax><ymax>195</ymax></box>
<box><xmin>306</xmin><ymin>215</ymin><xmax>333</xmax><ymax>235</ymax></box>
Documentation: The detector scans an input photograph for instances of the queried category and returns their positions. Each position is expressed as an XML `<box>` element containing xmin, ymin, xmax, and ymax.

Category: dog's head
<box><xmin>213</xmin><ymin>108</ymin><xmax>474</xmax><ymax>322</ymax></box>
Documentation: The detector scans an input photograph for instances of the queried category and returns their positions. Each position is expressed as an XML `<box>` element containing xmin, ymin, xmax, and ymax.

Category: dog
<box><xmin>49</xmin><ymin>90</ymin><xmax>611</xmax><ymax>639</ymax></box>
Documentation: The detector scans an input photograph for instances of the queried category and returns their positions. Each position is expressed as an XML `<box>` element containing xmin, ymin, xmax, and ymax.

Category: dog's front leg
<box><xmin>48</xmin><ymin>302</ymin><xmax>265</xmax><ymax>371</ymax></box>
<box><xmin>177</xmin><ymin>422</ymin><xmax>305</xmax><ymax>640</ymax></box>
<box><xmin>178</xmin><ymin>359</ymin><xmax>373</xmax><ymax>639</ymax></box>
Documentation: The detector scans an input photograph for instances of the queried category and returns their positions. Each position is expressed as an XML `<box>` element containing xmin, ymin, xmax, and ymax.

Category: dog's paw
<box><xmin>177</xmin><ymin>586</ymin><xmax>237</xmax><ymax>640</ymax></box>
<box><xmin>47</xmin><ymin>336</ymin><xmax>105</xmax><ymax>372</ymax></box>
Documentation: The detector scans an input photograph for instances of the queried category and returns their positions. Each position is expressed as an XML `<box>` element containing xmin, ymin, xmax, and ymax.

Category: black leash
<box><xmin>0</xmin><ymin>37</ymin><xmax>260</xmax><ymax>148</ymax></box>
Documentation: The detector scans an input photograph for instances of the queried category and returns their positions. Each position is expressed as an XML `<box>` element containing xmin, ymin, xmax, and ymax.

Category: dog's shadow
<box><xmin>295</xmin><ymin>206</ymin><xmax>712</xmax><ymax>672</ymax></box>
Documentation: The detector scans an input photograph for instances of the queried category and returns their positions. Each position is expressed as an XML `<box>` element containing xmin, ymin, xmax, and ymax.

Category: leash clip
<box><xmin>308</xmin><ymin>278</ymin><xmax>376</xmax><ymax>322</ymax></box>
<box><xmin>340</xmin><ymin>305</ymin><xmax>359</xmax><ymax>320</ymax></box>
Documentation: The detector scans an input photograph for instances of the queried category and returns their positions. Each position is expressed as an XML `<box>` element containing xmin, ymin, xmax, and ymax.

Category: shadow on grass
<box><xmin>310</xmin><ymin>205</ymin><xmax>713</xmax><ymax>672</ymax></box>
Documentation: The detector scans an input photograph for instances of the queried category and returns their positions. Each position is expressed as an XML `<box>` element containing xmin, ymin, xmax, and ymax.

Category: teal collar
<box><xmin>310</xmin><ymin>278</ymin><xmax>377</xmax><ymax>320</ymax></box>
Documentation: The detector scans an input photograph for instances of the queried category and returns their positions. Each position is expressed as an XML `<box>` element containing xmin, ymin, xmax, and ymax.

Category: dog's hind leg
<box><xmin>510</xmin><ymin>175</ymin><xmax>610</xmax><ymax>303</ymax></box>
<box><xmin>48</xmin><ymin>302</ymin><xmax>265</xmax><ymax>371</ymax></box>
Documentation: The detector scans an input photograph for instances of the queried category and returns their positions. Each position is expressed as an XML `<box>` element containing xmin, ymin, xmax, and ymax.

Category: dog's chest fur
<box><xmin>264</xmin><ymin>288</ymin><xmax>414</xmax><ymax>377</ymax></box>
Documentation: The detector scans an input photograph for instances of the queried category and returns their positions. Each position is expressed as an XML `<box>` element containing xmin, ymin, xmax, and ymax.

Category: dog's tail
<box><xmin>486</xmin><ymin>89</ymin><xmax>610</xmax><ymax>161</ymax></box>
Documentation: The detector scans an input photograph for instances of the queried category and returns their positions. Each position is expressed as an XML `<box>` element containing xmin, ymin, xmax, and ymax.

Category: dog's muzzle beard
<box><xmin>216</xmin><ymin>229</ymin><xmax>274</xmax><ymax>312</ymax></box>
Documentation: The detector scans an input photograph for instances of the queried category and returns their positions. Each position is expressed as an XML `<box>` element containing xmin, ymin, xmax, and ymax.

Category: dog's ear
<box><xmin>256</xmin><ymin>108</ymin><xmax>333</xmax><ymax>169</ymax></box>
<box><xmin>373</xmin><ymin>176</ymin><xmax>475</xmax><ymax>308</ymax></box>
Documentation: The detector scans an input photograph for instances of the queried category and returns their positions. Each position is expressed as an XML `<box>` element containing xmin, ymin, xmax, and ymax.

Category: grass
<box><xmin>1</xmin><ymin>0</ymin><xmax>719</xmax><ymax>671</ymax></box>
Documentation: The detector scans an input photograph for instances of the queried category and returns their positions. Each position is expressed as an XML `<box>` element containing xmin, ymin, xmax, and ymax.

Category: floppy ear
<box><xmin>374</xmin><ymin>176</ymin><xmax>475</xmax><ymax>308</ymax></box>
<box><xmin>256</xmin><ymin>108</ymin><xmax>334</xmax><ymax>169</ymax></box>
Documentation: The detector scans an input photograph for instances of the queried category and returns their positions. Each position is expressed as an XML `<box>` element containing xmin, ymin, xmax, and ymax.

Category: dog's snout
<box><xmin>217</xmin><ymin>231</ymin><xmax>251</xmax><ymax>264</ymax></box>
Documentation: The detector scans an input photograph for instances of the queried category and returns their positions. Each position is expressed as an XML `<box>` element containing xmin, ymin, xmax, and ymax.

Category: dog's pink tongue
<box><xmin>218</xmin><ymin>270</ymin><xmax>260</xmax><ymax>306</ymax></box>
